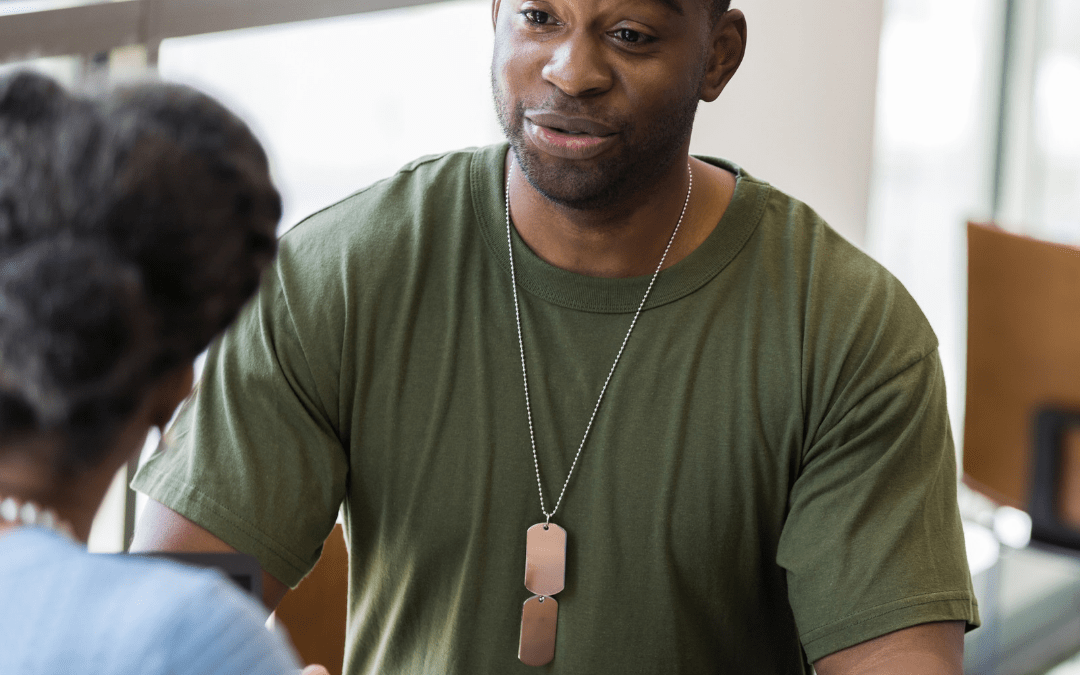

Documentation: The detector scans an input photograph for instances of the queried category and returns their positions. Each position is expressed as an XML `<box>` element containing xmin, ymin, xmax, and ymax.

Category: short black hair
<box><xmin>0</xmin><ymin>71</ymin><xmax>281</xmax><ymax>471</ymax></box>
<box><xmin>709</xmin><ymin>0</ymin><xmax>732</xmax><ymax>24</ymax></box>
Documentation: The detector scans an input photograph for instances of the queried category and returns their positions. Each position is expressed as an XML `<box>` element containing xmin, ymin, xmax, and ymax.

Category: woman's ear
<box><xmin>700</xmin><ymin>9</ymin><xmax>748</xmax><ymax>103</ymax></box>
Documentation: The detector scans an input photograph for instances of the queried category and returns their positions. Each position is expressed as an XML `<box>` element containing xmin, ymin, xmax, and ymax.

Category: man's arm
<box><xmin>130</xmin><ymin>498</ymin><xmax>290</xmax><ymax>611</ymax></box>
<box><xmin>813</xmin><ymin>621</ymin><xmax>964</xmax><ymax>675</ymax></box>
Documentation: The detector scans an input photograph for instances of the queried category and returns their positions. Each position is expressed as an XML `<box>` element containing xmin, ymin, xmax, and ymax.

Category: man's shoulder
<box><xmin>751</xmin><ymin>177</ymin><xmax>922</xmax><ymax>323</ymax></box>
<box><xmin>282</xmin><ymin>144</ymin><xmax>502</xmax><ymax>246</ymax></box>
<box><xmin>731</xmin><ymin>170</ymin><xmax>939</xmax><ymax>376</ymax></box>
<box><xmin>733</xmin><ymin>171</ymin><xmax>874</xmax><ymax>279</ymax></box>
<box><xmin>254</xmin><ymin>144</ymin><xmax>504</xmax><ymax>319</ymax></box>
<box><xmin>696</xmin><ymin>155</ymin><xmax>898</xmax><ymax>300</ymax></box>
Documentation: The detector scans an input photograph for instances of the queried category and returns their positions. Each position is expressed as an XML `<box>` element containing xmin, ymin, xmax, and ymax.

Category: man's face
<box><xmin>492</xmin><ymin>0</ymin><xmax>711</xmax><ymax>211</ymax></box>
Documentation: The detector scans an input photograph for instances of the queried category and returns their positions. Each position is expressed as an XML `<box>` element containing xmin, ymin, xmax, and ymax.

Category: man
<box><xmin>131</xmin><ymin>0</ymin><xmax>979</xmax><ymax>672</ymax></box>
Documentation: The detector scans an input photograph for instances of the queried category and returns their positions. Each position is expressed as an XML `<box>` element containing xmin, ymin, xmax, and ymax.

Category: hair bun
<box><xmin>0</xmin><ymin>238</ymin><xmax>153</xmax><ymax>432</ymax></box>
<box><xmin>0</xmin><ymin>71</ymin><xmax>66</xmax><ymax>124</ymax></box>
<box><xmin>0</xmin><ymin>70</ymin><xmax>279</xmax><ymax>469</ymax></box>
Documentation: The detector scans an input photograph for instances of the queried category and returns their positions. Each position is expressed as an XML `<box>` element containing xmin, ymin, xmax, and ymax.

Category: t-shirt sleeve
<box><xmin>777</xmin><ymin>239</ymin><xmax>980</xmax><ymax>663</ymax></box>
<box><xmin>131</xmin><ymin>245</ymin><xmax>349</xmax><ymax>587</ymax></box>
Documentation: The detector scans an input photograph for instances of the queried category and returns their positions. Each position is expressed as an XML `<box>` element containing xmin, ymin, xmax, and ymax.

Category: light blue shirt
<box><xmin>0</xmin><ymin>527</ymin><xmax>302</xmax><ymax>674</ymax></box>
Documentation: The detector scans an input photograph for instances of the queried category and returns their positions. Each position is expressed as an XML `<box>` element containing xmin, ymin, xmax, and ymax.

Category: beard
<box><xmin>492</xmin><ymin>72</ymin><xmax>700</xmax><ymax>212</ymax></box>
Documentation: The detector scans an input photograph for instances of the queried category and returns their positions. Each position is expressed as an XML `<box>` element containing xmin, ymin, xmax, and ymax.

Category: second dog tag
<box><xmin>518</xmin><ymin>595</ymin><xmax>558</xmax><ymax>666</ymax></box>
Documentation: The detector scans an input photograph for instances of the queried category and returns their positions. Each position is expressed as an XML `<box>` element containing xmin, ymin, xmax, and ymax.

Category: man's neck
<box><xmin>505</xmin><ymin>151</ymin><xmax>736</xmax><ymax>278</ymax></box>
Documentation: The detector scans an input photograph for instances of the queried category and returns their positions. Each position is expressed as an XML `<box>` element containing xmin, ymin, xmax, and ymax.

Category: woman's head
<box><xmin>0</xmin><ymin>71</ymin><xmax>280</xmax><ymax>473</ymax></box>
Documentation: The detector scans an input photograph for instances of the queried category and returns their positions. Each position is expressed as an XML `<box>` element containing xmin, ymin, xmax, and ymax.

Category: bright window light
<box><xmin>1034</xmin><ymin>54</ymin><xmax>1080</xmax><ymax>157</ymax></box>
<box><xmin>993</xmin><ymin>506</ymin><xmax>1033</xmax><ymax>550</ymax></box>
<box><xmin>157</xmin><ymin>0</ymin><xmax>502</xmax><ymax>233</ymax></box>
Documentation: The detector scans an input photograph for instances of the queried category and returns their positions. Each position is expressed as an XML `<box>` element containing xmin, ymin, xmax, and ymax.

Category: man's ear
<box><xmin>492</xmin><ymin>0</ymin><xmax>503</xmax><ymax>30</ymax></box>
<box><xmin>700</xmin><ymin>9</ymin><xmax>747</xmax><ymax>103</ymax></box>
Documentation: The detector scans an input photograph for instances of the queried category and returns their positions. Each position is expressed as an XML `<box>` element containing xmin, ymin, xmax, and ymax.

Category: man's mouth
<box><xmin>522</xmin><ymin>116</ymin><xmax>619</xmax><ymax>160</ymax></box>
<box><xmin>525</xmin><ymin>112</ymin><xmax>617</xmax><ymax>138</ymax></box>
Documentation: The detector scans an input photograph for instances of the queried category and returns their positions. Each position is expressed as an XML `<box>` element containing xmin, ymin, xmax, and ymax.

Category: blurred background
<box><xmin>2</xmin><ymin>0</ymin><xmax>1078</xmax><ymax>672</ymax></box>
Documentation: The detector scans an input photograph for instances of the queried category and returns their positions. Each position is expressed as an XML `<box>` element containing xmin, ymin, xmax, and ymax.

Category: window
<box><xmin>866</xmin><ymin>0</ymin><xmax>1004</xmax><ymax>447</ymax></box>
<box><xmin>156</xmin><ymin>0</ymin><xmax>502</xmax><ymax>233</ymax></box>
<box><xmin>1001</xmin><ymin>0</ymin><xmax>1080</xmax><ymax>244</ymax></box>
<box><xmin>869</xmin><ymin>0</ymin><xmax>1080</xmax><ymax>671</ymax></box>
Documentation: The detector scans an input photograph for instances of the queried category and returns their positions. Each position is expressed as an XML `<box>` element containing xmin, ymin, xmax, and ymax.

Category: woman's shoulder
<box><xmin>105</xmin><ymin>552</ymin><xmax>303</xmax><ymax>674</ymax></box>
<box><xmin>0</xmin><ymin>530</ymin><xmax>300</xmax><ymax>674</ymax></box>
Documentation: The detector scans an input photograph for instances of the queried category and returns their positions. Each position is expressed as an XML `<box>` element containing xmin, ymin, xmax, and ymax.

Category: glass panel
<box><xmin>1024</xmin><ymin>0</ymin><xmax>1080</xmax><ymax>244</ymax></box>
<box><xmin>157</xmin><ymin>0</ymin><xmax>503</xmax><ymax>233</ymax></box>
<box><xmin>88</xmin><ymin>469</ymin><xmax>129</xmax><ymax>553</ymax></box>
<box><xmin>1049</xmin><ymin>637</ymin><xmax>1080</xmax><ymax>674</ymax></box>
<box><xmin>866</xmin><ymin>0</ymin><xmax>1003</xmax><ymax>448</ymax></box>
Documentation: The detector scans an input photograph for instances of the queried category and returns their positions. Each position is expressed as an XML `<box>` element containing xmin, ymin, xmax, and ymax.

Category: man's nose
<box><xmin>541</xmin><ymin>33</ymin><xmax>613</xmax><ymax>97</ymax></box>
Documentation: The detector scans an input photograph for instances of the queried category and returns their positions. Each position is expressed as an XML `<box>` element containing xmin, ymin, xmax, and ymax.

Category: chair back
<box><xmin>964</xmin><ymin>222</ymin><xmax>1080</xmax><ymax>544</ymax></box>
<box><xmin>273</xmin><ymin>523</ymin><xmax>349</xmax><ymax>675</ymax></box>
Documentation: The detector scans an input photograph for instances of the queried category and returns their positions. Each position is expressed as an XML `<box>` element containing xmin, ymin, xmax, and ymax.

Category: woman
<box><xmin>0</xmin><ymin>70</ymin><xmax>324</xmax><ymax>674</ymax></box>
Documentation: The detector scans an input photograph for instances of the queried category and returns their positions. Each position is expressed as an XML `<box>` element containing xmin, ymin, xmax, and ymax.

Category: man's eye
<box><xmin>523</xmin><ymin>10</ymin><xmax>553</xmax><ymax>25</ymax></box>
<box><xmin>614</xmin><ymin>28</ymin><xmax>651</xmax><ymax>44</ymax></box>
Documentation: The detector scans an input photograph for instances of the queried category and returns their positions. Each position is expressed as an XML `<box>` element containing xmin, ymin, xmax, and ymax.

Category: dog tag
<box><xmin>518</xmin><ymin>595</ymin><xmax>558</xmax><ymax>666</ymax></box>
<box><xmin>525</xmin><ymin>523</ymin><xmax>566</xmax><ymax>596</ymax></box>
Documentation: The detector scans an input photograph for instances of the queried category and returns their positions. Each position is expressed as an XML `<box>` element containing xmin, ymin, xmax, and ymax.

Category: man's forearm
<box><xmin>812</xmin><ymin>621</ymin><xmax>965</xmax><ymax>675</ymax></box>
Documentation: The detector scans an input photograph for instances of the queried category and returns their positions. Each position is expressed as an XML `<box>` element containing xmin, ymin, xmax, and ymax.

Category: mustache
<box><xmin>513</xmin><ymin>96</ymin><xmax>626</xmax><ymax>130</ymax></box>
<box><xmin>491</xmin><ymin>68</ymin><xmax>626</xmax><ymax>131</ymax></box>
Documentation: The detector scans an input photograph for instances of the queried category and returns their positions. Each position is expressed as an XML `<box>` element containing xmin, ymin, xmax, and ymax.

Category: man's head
<box><xmin>708</xmin><ymin>0</ymin><xmax>733</xmax><ymax>24</ymax></box>
<box><xmin>491</xmin><ymin>0</ymin><xmax>745</xmax><ymax>211</ymax></box>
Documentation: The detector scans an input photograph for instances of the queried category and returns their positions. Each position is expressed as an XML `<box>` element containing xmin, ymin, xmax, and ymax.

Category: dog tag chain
<box><xmin>505</xmin><ymin>161</ymin><xmax>693</xmax><ymax>665</ymax></box>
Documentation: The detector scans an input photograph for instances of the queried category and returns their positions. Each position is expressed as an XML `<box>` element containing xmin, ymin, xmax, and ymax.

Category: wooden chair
<box><xmin>963</xmin><ymin>222</ymin><xmax>1080</xmax><ymax>547</ymax></box>
<box><xmin>272</xmin><ymin>523</ymin><xmax>349</xmax><ymax>675</ymax></box>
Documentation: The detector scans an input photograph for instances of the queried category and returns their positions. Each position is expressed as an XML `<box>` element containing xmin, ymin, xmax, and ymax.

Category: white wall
<box><xmin>690</xmin><ymin>0</ymin><xmax>886</xmax><ymax>248</ymax></box>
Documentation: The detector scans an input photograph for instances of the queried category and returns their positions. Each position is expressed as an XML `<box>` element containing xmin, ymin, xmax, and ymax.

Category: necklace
<box><xmin>505</xmin><ymin>161</ymin><xmax>693</xmax><ymax>666</ymax></box>
<box><xmin>0</xmin><ymin>495</ymin><xmax>77</xmax><ymax>542</ymax></box>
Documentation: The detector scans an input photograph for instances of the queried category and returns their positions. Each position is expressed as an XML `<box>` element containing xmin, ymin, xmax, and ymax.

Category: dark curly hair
<box><xmin>0</xmin><ymin>70</ymin><xmax>280</xmax><ymax>472</ymax></box>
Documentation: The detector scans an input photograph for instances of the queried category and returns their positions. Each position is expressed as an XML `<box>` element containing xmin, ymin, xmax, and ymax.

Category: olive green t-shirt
<box><xmin>133</xmin><ymin>144</ymin><xmax>979</xmax><ymax>673</ymax></box>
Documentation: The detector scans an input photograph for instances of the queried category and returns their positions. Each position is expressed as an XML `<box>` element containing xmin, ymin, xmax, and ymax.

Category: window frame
<box><xmin>1</xmin><ymin>0</ymin><xmax>443</xmax><ymax>66</ymax></box>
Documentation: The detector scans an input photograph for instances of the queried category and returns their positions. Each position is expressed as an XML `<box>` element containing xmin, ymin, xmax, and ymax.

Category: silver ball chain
<box><xmin>504</xmin><ymin>161</ymin><xmax>694</xmax><ymax>523</ymax></box>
